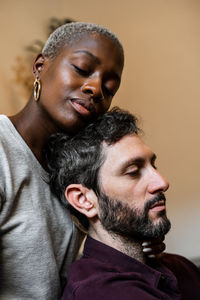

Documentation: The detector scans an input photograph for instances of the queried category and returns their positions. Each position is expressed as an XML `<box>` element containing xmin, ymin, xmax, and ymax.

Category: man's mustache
<box><xmin>145</xmin><ymin>193</ymin><xmax>166</xmax><ymax>212</ymax></box>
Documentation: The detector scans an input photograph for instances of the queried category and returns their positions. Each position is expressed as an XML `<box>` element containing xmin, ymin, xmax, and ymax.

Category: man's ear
<box><xmin>32</xmin><ymin>53</ymin><xmax>46</xmax><ymax>79</ymax></box>
<box><xmin>65</xmin><ymin>184</ymin><xmax>98</xmax><ymax>219</ymax></box>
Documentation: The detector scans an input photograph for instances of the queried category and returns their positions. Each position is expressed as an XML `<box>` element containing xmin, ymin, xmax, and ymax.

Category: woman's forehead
<box><xmin>67</xmin><ymin>32</ymin><xmax>122</xmax><ymax>51</ymax></box>
<box><xmin>63</xmin><ymin>34</ymin><xmax>124</xmax><ymax>66</ymax></box>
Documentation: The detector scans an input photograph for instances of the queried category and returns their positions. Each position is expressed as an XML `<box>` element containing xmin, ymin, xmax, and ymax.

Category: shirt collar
<box><xmin>84</xmin><ymin>236</ymin><xmax>177</xmax><ymax>289</ymax></box>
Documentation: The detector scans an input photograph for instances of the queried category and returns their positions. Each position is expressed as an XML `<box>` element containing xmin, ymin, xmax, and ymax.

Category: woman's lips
<box><xmin>70</xmin><ymin>99</ymin><xmax>95</xmax><ymax>117</ymax></box>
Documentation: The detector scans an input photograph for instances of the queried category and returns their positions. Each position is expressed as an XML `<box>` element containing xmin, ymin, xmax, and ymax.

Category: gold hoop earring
<box><xmin>33</xmin><ymin>77</ymin><xmax>41</xmax><ymax>101</ymax></box>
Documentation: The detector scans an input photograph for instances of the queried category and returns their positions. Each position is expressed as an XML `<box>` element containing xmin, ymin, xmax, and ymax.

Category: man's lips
<box><xmin>70</xmin><ymin>98</ymin><xmax>96</xmax><ymax>117</ymax></box>
<box><xmin>149</xmin><ymin>200</ymin><xmax>166</xmax><ymax>212</ymax></box>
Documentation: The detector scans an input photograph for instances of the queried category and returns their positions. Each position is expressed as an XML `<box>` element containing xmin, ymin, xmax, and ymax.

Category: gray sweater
<box><xmin>0</xmin><ymin>115</ymin><xmax>83</xmax><ymax>300</ymax></box>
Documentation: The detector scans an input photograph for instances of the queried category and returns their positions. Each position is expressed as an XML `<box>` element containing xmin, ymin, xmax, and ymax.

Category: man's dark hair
<box><xmin>46</xmin><ymin>107</ymin><xmax>140</xmax><ymax>228</ymax></box>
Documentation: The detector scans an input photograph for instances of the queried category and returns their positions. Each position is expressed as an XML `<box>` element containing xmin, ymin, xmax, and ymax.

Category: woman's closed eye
<box><xmin>103</xmin><ymin>86</ymin><xmax>114</xmax><ymax>97</ymax></box>
<box><xmin>73</xmin><ymin>65</ymin><xmax>90</xmax><ymax>76</ymax></box>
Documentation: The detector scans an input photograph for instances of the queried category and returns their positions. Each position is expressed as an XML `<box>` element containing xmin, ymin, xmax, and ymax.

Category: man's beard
<box><xmin>98</xmin><ymin>191</ymin><xmax>171</xmax><ymax>240</ymax></box>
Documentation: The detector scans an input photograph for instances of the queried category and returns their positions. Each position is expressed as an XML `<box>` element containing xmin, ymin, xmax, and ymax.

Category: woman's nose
<box><xmin>81</xmin><ymin>77</ymin><xmax>104</xmax><ymax>101</ymax></box>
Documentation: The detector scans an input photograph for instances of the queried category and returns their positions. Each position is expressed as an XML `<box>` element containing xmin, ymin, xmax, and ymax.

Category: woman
<box><xmin>0</xmin><ymin>22</ymin><xmax>164</xmax><ymax>300</ymax></box>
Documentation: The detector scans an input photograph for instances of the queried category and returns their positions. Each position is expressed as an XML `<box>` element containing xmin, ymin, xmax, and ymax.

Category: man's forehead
<box><xmin>101</xmin><ymin>134</ymin><xmax>154</xmax><ymax>170</ymax></box>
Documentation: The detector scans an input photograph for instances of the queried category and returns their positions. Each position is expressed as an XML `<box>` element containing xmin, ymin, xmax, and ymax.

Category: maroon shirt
<box><xmin>62</xmin><ymin>236</ymin><xmax>200</xmax><ymax>300</ymax></box>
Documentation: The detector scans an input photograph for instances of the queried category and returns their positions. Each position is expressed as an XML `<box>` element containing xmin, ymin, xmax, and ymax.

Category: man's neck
<box><xmin>88</xmin><ymin>224</ymin><xmax>146</xmax><ymax>263</ymax></box>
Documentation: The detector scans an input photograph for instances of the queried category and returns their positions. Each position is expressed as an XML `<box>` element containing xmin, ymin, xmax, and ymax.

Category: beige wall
<box><xmin>1</xmin><ymin>0</ymin><xmax>200</xmax><ymax>260</ymax></box>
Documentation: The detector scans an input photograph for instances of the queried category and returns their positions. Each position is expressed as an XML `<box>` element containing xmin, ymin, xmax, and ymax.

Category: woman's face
<box><xmin>34</xmin><ymin>33</ymin><xmax>124</xmax><ymax>133</ymax></box>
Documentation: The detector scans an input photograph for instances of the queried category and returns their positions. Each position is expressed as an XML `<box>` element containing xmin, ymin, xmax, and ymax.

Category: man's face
<box><xmin>97</xmin><ymin>134</ymin><xmax>171</xmax><ymax>240</ymax></box>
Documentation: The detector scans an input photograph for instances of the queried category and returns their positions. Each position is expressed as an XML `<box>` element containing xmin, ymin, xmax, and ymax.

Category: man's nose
<box><xmin>81</xmin><ymin>77</ymin><xmax>104</xmax><ymax>102</ymax></box>
<box><xmin>148</xmin><ymin>169</ymin><xmax>169</xmax><ymax>194</ymax></box>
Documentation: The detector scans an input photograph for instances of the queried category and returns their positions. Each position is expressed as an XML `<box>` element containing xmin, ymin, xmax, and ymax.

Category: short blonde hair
<box><xmin>42</xmin><ymin>22</ymin><xmax>123</xmax><ymax>60</ymax></box>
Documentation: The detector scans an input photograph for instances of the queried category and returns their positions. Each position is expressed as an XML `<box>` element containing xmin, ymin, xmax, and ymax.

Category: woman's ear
<box><xmin>32</xmin><ymin>53</ymin><xmax>46</xmax><ymax>79</ymax></box>
<box><xmin>65</xmin><ymin>184</ymin><xmax>98</xmax><ymax>219</ymax></box>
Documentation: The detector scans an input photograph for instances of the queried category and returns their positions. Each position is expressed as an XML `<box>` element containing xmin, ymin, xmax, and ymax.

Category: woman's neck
<box><xmin>9</xmin><ymin>99</ymin><xmax>58</xmax><ymax>167</ymax></box>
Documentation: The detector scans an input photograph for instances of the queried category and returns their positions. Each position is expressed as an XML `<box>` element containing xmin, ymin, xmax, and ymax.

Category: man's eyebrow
<box><xmin>74</xmin><ymin>50</ymin><xmax>100</xmax><ymax>63</ymax></box>
<box><xmin>120</xmin><ymin>153</ymin><xmax>157</xmax><ymax>173</ymax></box>
<box><xmin>120</xmin><ymin>157</ymin><xmax>145</xmax><ymax>173</ymax></box>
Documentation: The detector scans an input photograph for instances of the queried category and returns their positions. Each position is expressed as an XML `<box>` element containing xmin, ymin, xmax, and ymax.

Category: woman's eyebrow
<box><xmin>74</xmin><ymin>50</ymin><xmax>100</xmax><ymax>63</ymax></box>
<box><xmin>74</xmin><ymin>49</ymin><xmax>121</xmax><ymax>82</ymax></box>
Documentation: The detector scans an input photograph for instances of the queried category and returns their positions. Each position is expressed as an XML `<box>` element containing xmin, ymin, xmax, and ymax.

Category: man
<box><xmin>47</xmin><ymin>107</ymin><xmax>200</xmax><ymax>299</ymax></box>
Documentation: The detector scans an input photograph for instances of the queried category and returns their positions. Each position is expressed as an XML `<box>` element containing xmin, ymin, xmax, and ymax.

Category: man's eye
<box><xmin>126</xmin><ymin>170</ymin><xmax>140</xmax><ymax>177</ymax></box>
<box><xmin>73</xmin><ymin>65</ymin><xmax>89</xmax><ymax>76</ymax></box>
<box><xmin>152</xmin><ymin>163</ymin><xmax>157</xmax><ymax>170</ymax></box>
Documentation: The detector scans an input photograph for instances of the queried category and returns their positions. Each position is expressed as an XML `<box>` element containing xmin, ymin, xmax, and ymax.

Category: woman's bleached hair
<box><xmin>42</xmin><ymin>22</ymin><xmax>123</xmax><ymax>60</ymax></box>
